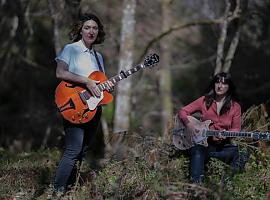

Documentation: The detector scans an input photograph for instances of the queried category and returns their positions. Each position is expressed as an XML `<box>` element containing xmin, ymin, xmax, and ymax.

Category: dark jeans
<box><xmin>54</xmin><ymin>107</ymin><xmax>102</xmax><ymax>191</ymax></box>
<box><xmin>190</xmin><ymin>143</ymin><xmax>249</xmax><ymax>183</ymax></box>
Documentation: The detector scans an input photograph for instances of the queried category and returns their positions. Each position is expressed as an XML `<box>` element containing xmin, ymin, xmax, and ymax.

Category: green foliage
<box><xmin>0</xmin><ymin>149</ymin><xmax>60</xmax><ymax>199</ymax></box>
<box><xmin>96</xmin><ymin>158</ymin><xmax>164</xmax><ymax>199</ymax></box>
<box><xmin>1</xmin><ymin>141</ymin><xmax>270</xmax><ymax>199</ymax></box>
<box><xmin>103</xmin><ymin>102</ymin><xmax>115</xmax><ymax>125</ymax></box>
<box><xmin>1</xmin><ymin>106</ymin><xmax>270</xmax><ymax>199</ymax></box>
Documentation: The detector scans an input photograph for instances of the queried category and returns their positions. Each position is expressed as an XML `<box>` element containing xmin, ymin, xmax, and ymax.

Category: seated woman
<box><xmin>178</xmin><ymin>72</ymin><xmax>249</xmax><ymax>183</ymax></box>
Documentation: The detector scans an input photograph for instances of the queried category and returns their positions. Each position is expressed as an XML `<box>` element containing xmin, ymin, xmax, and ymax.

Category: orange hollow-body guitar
<box><xmin>55</xmin><ymin>71</ymin><xmax>113</xmax><ymax>124</ymax></box>
<box><xmin>55</xmin><ymin>53</ymin><xmax>159</xmax><ymax>124</ymax></box>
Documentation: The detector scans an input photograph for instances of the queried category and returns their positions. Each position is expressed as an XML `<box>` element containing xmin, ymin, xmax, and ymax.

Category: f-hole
<box><xmin>58</xmin><ymin>98</ymin><xmax>76</xmax><ymax>112</ymax></box>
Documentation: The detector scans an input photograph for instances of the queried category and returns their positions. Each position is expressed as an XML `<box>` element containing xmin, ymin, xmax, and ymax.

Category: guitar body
<box><xmin>55</xmin><ymin>71</ymin><xmax>113</xmax><ymax>124</ymax></box>
<box><xmin>173</xmin><ymin>116</ymin><xmax>211</xmax><ymax>150</ymax></box>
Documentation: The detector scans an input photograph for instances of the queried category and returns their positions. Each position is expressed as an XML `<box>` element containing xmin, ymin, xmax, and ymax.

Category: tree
<box><xmin>160</xmin><ymin>0</ymin><xmax>173</xmax><ymax>138</ymax></box>
<box><xmin>113</xmin><ymin>0</ymin><xmax>137</xmax><ymax>133</ymax></box>
<box><xmin>47</xmin><ymin>0</ymin><xmax>66</xmax><ymax>54</ymax></box>
<box><xmin>214</xmin><ymin>0</ymin><xmax>243</xmax><ymax>74</ymax></box>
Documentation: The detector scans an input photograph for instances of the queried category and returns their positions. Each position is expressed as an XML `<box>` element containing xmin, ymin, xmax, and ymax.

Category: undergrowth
<box><xmin>0</xmin><ymin>104</ymin><xmax>269</xmax><ymax>199</ymax></box>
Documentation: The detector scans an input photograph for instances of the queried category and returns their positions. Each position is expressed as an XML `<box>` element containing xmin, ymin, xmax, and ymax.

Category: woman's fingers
<box><xmin>105</xmin><ymin>80</ymin><xmax>115</xmax><ymax>92</ymax></box>
<box><xmin>86</xmin><ymin>79</ymin><xmax>115</xmax><ymax>96</ymax></box>
<box><xmin>92</xmin><ymin>87</ymin><xmax>101</xmax><ymax>97</ymax></box>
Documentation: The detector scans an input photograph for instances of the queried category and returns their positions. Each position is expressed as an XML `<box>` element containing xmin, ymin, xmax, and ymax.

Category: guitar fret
<box><xmin>127</xmin><ymin>70</ymin><xmax>132</xmax><ymax>75</ymax></box>
<box><xmin>99</xmin><ymin>85</ymin><xmax>102</xmax><ymax>90</ymax></box>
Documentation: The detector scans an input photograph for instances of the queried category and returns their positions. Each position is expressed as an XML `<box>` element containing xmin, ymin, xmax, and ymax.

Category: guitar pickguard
<box><xmin>86</xmin><ymin>92</ymin><xmax>104</xmax><ymax>110</ymax></box>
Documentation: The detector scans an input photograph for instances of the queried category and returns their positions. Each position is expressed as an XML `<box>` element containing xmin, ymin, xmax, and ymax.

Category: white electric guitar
<box><xmin>173</xmin><ymin>115</ymin><xmax>270</xmax><ymax>150</ymax></box>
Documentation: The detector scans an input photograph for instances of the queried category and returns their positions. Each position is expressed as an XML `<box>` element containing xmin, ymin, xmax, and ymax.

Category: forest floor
<box><xmin>1</xmin><ymin>105</ymin><xmax>270</xmax><ymax>199</ymax></box>
<box><xmin>1</xmin><ymin>134</ymin><xmax>270</xmax><ymax>200</ymax></box>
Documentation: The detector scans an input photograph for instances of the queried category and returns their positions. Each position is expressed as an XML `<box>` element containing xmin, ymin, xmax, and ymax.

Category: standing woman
<box><xmin>54</xmin><ymin>13</ymin><xmax>114</xmax><ymax>192</ymax></box>
<box><xmin>178</xmin><ymin>72</ymin><xmax>248</xmax><ymax>183</ymax></box>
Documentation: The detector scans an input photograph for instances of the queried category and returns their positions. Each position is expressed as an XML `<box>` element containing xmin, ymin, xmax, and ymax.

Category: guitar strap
<box><xmin>93</xmin><ymin>50</ymin><xmax>104</xmax><ymax>73</ymax></box>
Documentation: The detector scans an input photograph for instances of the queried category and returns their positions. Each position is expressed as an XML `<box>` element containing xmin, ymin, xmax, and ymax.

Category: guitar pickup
<box><xmin>78</xmin><ymin>90</ymin><xmax>91</xmax><ymax>105</ymax></box>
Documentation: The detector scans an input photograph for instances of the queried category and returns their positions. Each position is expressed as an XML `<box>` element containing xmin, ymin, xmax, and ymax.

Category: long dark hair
<box><xmin>204</xmin><ymin>72</ymin><xmax>238</xmax><ymax>115</ymax></box>
<box><xmin>69</xmin><ymin>13</ymin><xmax>105</xmax><ymax>44</ymax></box>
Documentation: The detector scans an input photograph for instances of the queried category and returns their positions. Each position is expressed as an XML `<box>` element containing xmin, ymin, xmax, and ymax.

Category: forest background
<box><xmin>0</xmin><ymin>0</ymin><xmax>270</xmax><ymax>199</ymax></box>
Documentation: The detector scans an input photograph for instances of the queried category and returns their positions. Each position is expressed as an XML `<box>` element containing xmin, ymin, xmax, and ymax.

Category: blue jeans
<box><xmin>54</xmin><ymin>107</ymin><xmax>102</xmax><ymax>191</ymax></box>
<box><xmin>190</xmin><ymin>143</ymin><xmax>249</xmax><ymax>183</ymax></box>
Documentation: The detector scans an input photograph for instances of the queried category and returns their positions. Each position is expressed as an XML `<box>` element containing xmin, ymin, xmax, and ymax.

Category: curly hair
<box><xmin>204</xmin><ymin>72</ymin><xmax>238</xmax><ymax>115</ymax></box>
<box><xmin>69</xmin><ymin>13</ymin><xmax>105</xmax><ymax>44</ymax></box>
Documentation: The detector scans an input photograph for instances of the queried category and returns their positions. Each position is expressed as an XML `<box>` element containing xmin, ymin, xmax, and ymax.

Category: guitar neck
<box><xmin>98</xmin><ymin>64</ymin><xmax>143</xmax><ymax>91</ymax></box>
<box><xmin>204</xmin><ymin>130</ymin><xmax>270</xmax><ymax>140</ymax></box>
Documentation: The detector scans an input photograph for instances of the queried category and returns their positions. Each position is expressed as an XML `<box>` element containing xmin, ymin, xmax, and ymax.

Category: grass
<box><xmin>0</xmin><ymin>104</ymin><xmax>269</xmax><ymax>199</ymax></box>
<box><xmin>1</xmin><ymin>138</ymin><xmax>270</xmax><ymax>200</ymax></box>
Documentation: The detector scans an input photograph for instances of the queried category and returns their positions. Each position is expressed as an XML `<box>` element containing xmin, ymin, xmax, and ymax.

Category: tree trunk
<box><xmin>214</xmin><ymin>0</ymin><xmax>243</xmax><ymax>74</ymax></box>
<box><xmin>47</xmin><ymin>0</ymin><xmax>65</xmax><ymax>54</ymax></box>
<box><xmin>113</xmin><ymin>0</ymin><xmax>136</xmax><ymax>132</ymax></box>
<box><xmin>160</xmin><ymin>0</ymin><xmax>173</xmax><ymax>138</ymax></box>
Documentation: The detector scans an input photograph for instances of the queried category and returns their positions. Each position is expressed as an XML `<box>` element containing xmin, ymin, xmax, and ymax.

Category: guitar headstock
<box><xmin>143</xmin><ymin>53</ymin><xmax>160</xmax><ymax>68</ymax></box>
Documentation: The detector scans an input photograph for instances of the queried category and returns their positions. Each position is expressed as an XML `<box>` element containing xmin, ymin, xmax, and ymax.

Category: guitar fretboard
<box><xmin>204</xmin><ymin>130</ymin><xmax>270</xmax><ymax>140</ymax></box>
<box><xmin>98</xmin><ymin>64</ymin><xmax>143</xmax><ymax>91</ymax></box>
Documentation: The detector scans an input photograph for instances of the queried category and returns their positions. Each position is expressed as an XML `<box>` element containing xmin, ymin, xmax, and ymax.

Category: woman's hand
<box><xmin>212</xmin><ymin>130</ymin><xmax>226</xmax><ymax>141</ymax></box>
<box><xmin>86</xmin><ymin>79</ymin><xmax>101</xmax><ymax>97</ymax></box>
<box><xmin>105</xmin><ymin>80</ymin><xmax>115</xmax><ymax>92</ymax></box>
<box><xmin>212</xmin><ymin>136</ymin><xmax>225</xmax><ymax>141</ymax></box>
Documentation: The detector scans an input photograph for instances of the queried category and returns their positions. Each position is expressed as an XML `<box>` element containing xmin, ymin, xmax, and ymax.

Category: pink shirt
<box><xmin>178</xmin><ymin>96</ymin><xmax>241</xmax><ymax>132</ymax></box>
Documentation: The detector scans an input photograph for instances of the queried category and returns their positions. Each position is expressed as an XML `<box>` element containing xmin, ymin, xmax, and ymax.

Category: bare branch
<box><xmin>0</xmin><ymin>16</ymin><xmax>18</xmax><ymax>78</ymax></box>
<box><xmin>25</xmin><ymin>1</ymin><xmax>34</xmax><ymax>36</ymax></box>
<box><xmin>10</xmin><ymin>16</ymin><xmax>19</xmax><ymax>37</ymax></box>
<box><xmin>19</xmin><ymin>55</ymin><xmax>49</xmax><ymax>70</ymax></box>
<box><xmin>138</xmin><ymin>18</ymin><xmax>222</xmax><ymax>62</ymax></box>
